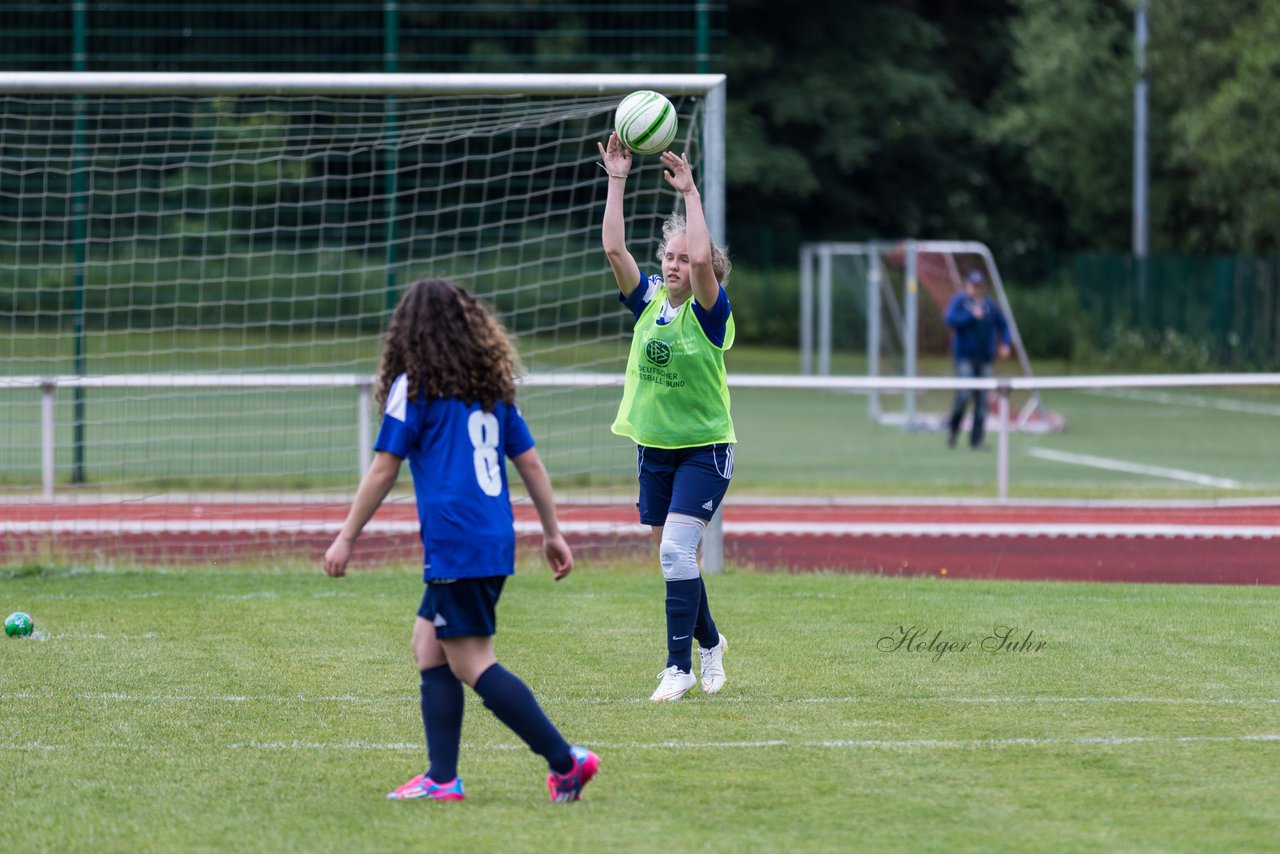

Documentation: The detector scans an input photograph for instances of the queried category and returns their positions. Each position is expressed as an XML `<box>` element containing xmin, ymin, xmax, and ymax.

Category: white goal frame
<box><xmin>0</xmin><ymin>71</ymin><xmax>730</xmax><ymax>568</ymax></box>
<box><xmin>800</xmin><ymin>240</ymin><xmax>1044</xmax><ymax>430</ymax></box>
<box><xmin>0</xmin><ymin>69</ymin><xmax>727</xmax><ymax>241</ymax></box>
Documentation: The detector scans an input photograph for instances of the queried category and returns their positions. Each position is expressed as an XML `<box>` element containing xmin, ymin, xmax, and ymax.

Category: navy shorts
<box><xmin>417</xmin><ymin>576</ymin><xmax>506</xmax><ymax>639</ymax></box>
<box><xmin>636</xmin><ymin>443</ymin><xmax>734</xmax><ymax>527</ymax></box>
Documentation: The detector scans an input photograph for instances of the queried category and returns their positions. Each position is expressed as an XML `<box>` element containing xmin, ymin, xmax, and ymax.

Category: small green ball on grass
<box><xmin>5</xmin><ymin>611</ymin><xmax>34</xmax><ymax>638</ymax></box>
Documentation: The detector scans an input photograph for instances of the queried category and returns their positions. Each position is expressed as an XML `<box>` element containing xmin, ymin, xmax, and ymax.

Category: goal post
<box><xmin>799</xmin><ymin>239</ymin><xmax>1061</xmax><ymax>433</ymax></box>
<box><xmin>0</xmin><ymin>71</ymin><xmax>726</xmax><ymax>565</ymax></box>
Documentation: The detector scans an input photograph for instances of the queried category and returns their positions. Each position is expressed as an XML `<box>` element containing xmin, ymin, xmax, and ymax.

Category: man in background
<box><xmin>944</xmin><ymin>270</ymin><xmax>1012</xmax><ymax>450</ymax></box>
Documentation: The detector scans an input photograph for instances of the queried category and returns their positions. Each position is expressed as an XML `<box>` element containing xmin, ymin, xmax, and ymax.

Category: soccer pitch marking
<box><xmin>6</xmin><ymin>734</ymin><xmax>1278</xmax><ymax>753</ymax></box>
<box><xmin>1026</xmin><ymin>448</ymin><xmax>1246</xmax><ymax>490</ymax></box>
<box><xmin>229</xmin><ymin>734</ymin><xmax>1280</xmax><ymax>750</ymax></box>
<box><xmin>4</xmin><ymin>691</ymin><xmax>1276</xmax><ymax>707</ymax></box>
<box><xmin>1088</xmin><ymin>388</ymin><xmax>1280</xmax><ymax>418</ymax></box>
<box><xmin>11</xmin><ymin>588</ymin><xmax>1279</xmax><ymax>609</ymax></box>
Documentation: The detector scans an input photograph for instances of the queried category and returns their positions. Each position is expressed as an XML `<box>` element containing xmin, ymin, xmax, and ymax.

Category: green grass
<box><xmin>2</xmin><ymin>562</ymin><xmax>1277</xmax><ymax>852</ymax></box>
<box><xmin>3</xmin><ymin>329</ymin><xmax>1279</xmax><ymax>497</ymax></box>
<box><xmin>5</xmin><ymin>381</ymin><xmax>1278</xmax><ymax>497</ymax></box>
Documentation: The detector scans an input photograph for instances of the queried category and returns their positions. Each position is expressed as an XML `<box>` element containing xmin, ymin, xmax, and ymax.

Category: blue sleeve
<box><xmin>373</xmin><ymin>373</ymin><xmax>420</xmax><ymax>459</ymax></box>
<box><xmin>945</xmin><ymin>295</ymin><xmax>973</xmax><ymax>328</ymax></box>
<box><xmin>503</xmin><ymin>403</ymin><xmax>536</xmax><ymax>459</ymax></box>
<box><xmin>690</xmin><ymin>286</ymin><xmax>731</xmax><ymax>348</ymax></box>
<box><xmin>619</xmin><ymin>272</ymin><xmax>654</xmax><ymax>322</ymax></box>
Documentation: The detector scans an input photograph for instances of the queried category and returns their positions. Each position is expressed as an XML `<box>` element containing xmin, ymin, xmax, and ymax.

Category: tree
<box><xmin>721</xmin><ymin>0</ymin><xmax>1058</xmax><ymax>268</ymax></box>
<box><xmin>1156</xmin><ymin>1</ymin><xmax>1280</xmax><ymax>253</ymax></box>
<box><xmin>988</xmin><ymin>0</ymin><xmax>1134</xmax><ymax>250</ymax></box>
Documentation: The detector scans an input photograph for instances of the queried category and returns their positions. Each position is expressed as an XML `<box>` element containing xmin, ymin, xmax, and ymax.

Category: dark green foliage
<box><xmin>1004</xmin><ymin>281</ymin><xmax>1086</xmax><ymax>363</ymax></box>
<box><xmin>723</xmin><ymin>0</ymin><xmax>1031</xmax><ymax>265</ymax></box>
<box><xmin>988</xmin><ymin>0</ymin><xmax>1134</xmax><ymax>251</ymax></box>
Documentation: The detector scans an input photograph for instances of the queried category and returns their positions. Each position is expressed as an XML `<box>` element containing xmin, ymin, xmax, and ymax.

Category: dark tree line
<box><xmin>725</xmin><ymin>0</ymin><xmax>1280</xmax><ymax>268</ymax></box>
<box><xmin>6</xmin><ymin>0</ymin><xmax>1280</xmax><ymax>267</ymax></box>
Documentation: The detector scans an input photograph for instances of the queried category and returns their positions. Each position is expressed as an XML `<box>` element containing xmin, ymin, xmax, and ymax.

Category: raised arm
<box><xmin>660</xmin><ymin>151</ymin><xmax>719</xmax><ymax>311</ymax></box>
<box><xmin>598</xmin><ymin>132</ymin><xmax>642</xmax><ymax>297</ymax></box>
<box><xmin>323</xmin><ymin>450</ymin><xmax>401</xmax><ymax>577</ymax></box>
<box><xmin>510</xmin><ymin>447</ymin><xmax>574</xmax><ymax>580</ymax></box>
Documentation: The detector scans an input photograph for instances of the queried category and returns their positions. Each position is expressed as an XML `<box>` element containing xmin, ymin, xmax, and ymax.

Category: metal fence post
<box><xmin>358</xmin><ymin>382</ymin><xmax>372</xmax><ymax>475</ymax></box>
<box><xmin>41</xmin><ymin>382</ymin><xmax>56</xmax><ymax>501</ymax></box>
<box><xmin>996</xmin><ymin>382</ymin><xmax>1011</xmax><ymax>501</ymax></box>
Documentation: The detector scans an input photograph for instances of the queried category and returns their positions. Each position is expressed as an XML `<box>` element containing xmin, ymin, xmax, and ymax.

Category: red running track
<box><xmin>3</xmin><ymin>500</ymin><xmax>1279</xmax><ymax>585</ymax></box>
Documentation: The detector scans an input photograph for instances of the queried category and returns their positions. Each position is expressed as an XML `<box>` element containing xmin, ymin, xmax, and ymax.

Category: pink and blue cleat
<box><xmin>386</xmin><ymin>773</ymin><xmax>465</xmax><ymax>801</ymax></box>
<box><xmin>546</xmin><ymin>745</ymin><xmax>600</xmax><ymax>803</ymax></box>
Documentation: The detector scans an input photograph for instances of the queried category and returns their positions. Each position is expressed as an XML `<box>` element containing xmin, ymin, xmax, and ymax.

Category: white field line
<box><xmin>229</xmin><ymin>735</ymin><xmax>1280</xmax><ymax>750</ymax></box>
<box><xmin>1026</xmin><ymin>448</ymin><xmax>1245</xmax><ymax>490</ymax></box>
<box><xmin>1089</xmin><ymin>388</ymin><xmax>1280</xmax><ymax>417</ymax></box>
<box><xmin>13</xmin><ymin>587</ymin><xmax>1279</xmax><ymax>608</ymax></box>
<box><xmin>5</xmin><ymin>734</ymin><xmax>1278</xmax><ymax>753</ymax></box>
<box><xmin>5</xmin><ymin>519</ymin><xmax>1280</xmax><ymax>539</ymax></box>
<box><xmin>3</xmin><ymin>692</ymin><xmax>1277</xmax><ymax>706</ymax></box>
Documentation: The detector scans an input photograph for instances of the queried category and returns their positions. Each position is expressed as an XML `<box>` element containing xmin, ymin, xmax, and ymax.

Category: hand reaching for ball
<box><xmin>597</xmin><ymin>132</ymin><xmax>632</xmax><ymax>179</ymax></box>
<box><xmin>661</xmin><ymin>151</ymin><xmax>696</xmax><ymax>196</ymax></box>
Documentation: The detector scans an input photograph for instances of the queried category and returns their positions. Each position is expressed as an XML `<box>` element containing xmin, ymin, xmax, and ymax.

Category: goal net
<box><xmin>0</xmin><ymin>72</ymin><xmax>725</xmax><ymax>565</ymax></box>
<box><xmin>799</xmin><ymin>240</ymin><xmax>1065</xmax><ymax>434</ymax></box>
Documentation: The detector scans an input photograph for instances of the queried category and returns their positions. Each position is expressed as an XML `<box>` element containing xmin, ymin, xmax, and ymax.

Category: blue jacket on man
<box><xmin>945</xmin><ymin>273</ymin><xmax>1012</xmax><ymax>363</ymax></box>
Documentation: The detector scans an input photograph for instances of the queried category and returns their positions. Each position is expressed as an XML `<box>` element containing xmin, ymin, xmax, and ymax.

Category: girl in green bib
<box><xmin>598</xmin><ymin>131</ymin><xmax>734</xmax><ymax>702</ymax></box>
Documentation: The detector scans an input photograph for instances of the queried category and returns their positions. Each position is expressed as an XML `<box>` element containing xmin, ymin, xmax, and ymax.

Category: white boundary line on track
<box><xmin>6</xmin><ymin>494</ymin><xmax>1280</xmax><ymax>509</ymax></box>
<box><xmin>4</xmin><ymin>519</ymin><xmax>1280</xmax><ymax>538</ymax></box>
<box><xmin>1026</xmin><ymin>448</ymin><xmax>1246</xmax><ymax>490</ymax></box>
<box><xmin>5</xmin><ymin>734</ymin><xmax>1278</xmax><ymax>752</ymax></box>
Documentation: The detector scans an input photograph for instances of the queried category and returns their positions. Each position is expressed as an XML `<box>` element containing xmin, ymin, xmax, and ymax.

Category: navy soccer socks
<box><xmin>693</xmin><ymin>576</ymin><xmax>720</xmax><ymax>652</ymax></box>
<box><xmin>474</xmin><ymin>663</ymin><xmax>574</xmax><ymax>775</ymax></box>
<box><xmin>420</xmin><ymin>664</ymin><xmax>464</xmax><ymax>782</ymax></box>
<box><xmin>664</xmin><ymin>577</ymin><xmax>702</xmax><ymax>672</ymax></box>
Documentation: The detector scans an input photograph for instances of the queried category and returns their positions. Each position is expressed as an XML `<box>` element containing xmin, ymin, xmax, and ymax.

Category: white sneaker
<box><xmin>650</xmin><ymin>665</ymin><xmax>697</xmax><ymax>702</ymax></box>
<box><xmin>698</xmin><ymin>634</ymin><xmax>728</xmax><ymax>694</ymax></box>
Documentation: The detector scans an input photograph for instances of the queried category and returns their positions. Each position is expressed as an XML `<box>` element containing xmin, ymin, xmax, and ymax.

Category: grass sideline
<box><xmin>2</xmin><ymin>562</ymin><xmax>1278</xmax><ymax>852</ymax></box>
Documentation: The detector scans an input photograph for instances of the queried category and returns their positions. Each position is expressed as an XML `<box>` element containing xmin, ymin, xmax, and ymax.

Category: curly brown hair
<box><xmin>375</xmin><ymin>278</ymin><xmax>522</xmax><ymax>414</ymax></box>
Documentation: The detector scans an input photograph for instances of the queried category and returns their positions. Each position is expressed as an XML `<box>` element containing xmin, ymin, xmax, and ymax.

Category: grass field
<box><xmin>4</xmin><ymin>330</ymin><xmax>1280</xmax><ymax>497</ymax></box>
<box><xmin>3</xmin><ymin>561</ymin><xmax>1278</xmax><ymax>852</ymax></box>
<box><xmin>3</xmin><ymin>379</ymin><xmax>1278</xmax><ymax>499</ymax></box>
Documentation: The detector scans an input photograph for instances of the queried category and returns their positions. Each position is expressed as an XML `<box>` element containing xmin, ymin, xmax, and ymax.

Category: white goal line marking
<box><xmin>231</xmin><ymin>734</ymin><xmax>1280</xmax><ymax>750</ymax></box>
<box><xmin>1089</xmin><ymin>388</ymin><xmax>1280</xmax><ymax>417</ymax></box>
<box><xmin>1026</xmin><ymin>448</ymin><xmax>1246</xmax><ymax>490</ymax></box>
<box><xmin>6</xmin><ymin>734</ymin><xmax>1278</xmax><ymax>753</ymax></box>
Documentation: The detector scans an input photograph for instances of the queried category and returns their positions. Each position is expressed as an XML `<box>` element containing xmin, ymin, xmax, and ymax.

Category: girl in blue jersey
<box><xmin>598</xmin><ymin>132</ymin><xmax>734</xmax><ymax>702</ymax></box>
<box><xmin>323</xmin><ymin>278</ymin><xmax>598</xmax><ymax>802</ymax></box>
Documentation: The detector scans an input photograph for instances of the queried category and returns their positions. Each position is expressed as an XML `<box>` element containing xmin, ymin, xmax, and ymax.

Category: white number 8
<box><xmin>467</xmin><ymin>410</ymin><xmax>503</xmax><ymax>497</ymax></box>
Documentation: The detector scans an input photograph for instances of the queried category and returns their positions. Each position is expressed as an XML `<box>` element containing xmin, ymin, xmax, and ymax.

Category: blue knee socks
<box><xmin>420</xmin><ymin>664</ymin><xmax>464</xmax><ymax>782</ymax></box>
<box><xmin>693</xmin><ymin>576</ymin><xmax>720</xmax><ymax>651</ymax></box>
<box><xmin>665</xmin><ymin>578</ymin><xmax>701</xmax><ymax>672</ymax></box>
<box><xmin>473</xmin><ymin>663</ymin><xmax>574</xmax><ymax>775</ymax></box>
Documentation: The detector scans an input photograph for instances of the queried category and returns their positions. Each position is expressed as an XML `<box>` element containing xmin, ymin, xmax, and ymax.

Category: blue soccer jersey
<box><xmin>620</xmin><ymin>271</ymin><xmax>731</xmax><ymax>347</ymax></box>
<box><xmin>374</xmin><ymin>373</ymin><xmax>535</xmax><ymax>581</ymax></box>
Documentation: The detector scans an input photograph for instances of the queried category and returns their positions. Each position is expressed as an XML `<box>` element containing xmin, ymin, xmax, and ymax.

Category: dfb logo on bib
<box><xmin>645</xmin><ymin>339</ymin><xmax>672</xmax><ymax>367</ymax></box>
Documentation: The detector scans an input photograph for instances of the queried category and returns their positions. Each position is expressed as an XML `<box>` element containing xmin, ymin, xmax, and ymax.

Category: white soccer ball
<box><xmin>614</xmin><ymin>90</ymin><xmax>678</xmax><ymax>156</ymax></box>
